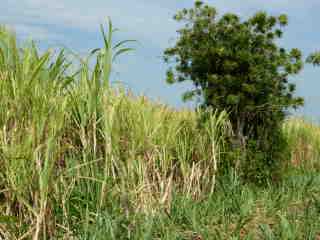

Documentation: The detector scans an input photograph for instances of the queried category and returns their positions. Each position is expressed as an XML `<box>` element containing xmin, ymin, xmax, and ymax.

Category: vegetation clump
<box><xmin>0</xmin><ymin>5</ymin><xmax>319</xmax><ymax>239</ymax></box>
<box><xmin>0</xmin><ymin>24</ymin><xmax>230</xmax><ymax>239</ymax></box>
<box><xmin>164</xmin><ymin>1</ymin><xmax>304</xmax><ymax>183</ymax></box>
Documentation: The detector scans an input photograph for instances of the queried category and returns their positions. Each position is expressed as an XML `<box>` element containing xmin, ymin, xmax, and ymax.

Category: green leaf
<box><xmin>278</xmin><ymin>14</ymin><xmax>288</xmax><ymax>26</ymax></box>
<box><xmin>113</xmin><ymin>40</ymin><xmax>137</xmax><ymax>50</ymax></box>
<box><xmin>112</xmin><ymin>48</ymin><xmax>134</xmax><ymax>62</ymax></box>
<box><xmin>28</xmin><ymin>51</ymin><xmax>50</xmax><ymax>85</ymax></box>
<box><xmin>0</xmin><ymin>215</ymin><xmax>17</xmax><ymax>224</ymax></box>
<box><xmin>226</xmin><ymin>94</ymin><xmax>240</xmax><ymax>105</ymax></box>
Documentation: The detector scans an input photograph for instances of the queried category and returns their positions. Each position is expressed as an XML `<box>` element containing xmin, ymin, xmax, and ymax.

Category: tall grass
<box><xmin>0</xmin><ymin>23</ymin><xmax>319</xmax><ymax>239</ymax></box>
<box><xmin>0</xmin><ymin>23</ymin><xmax>229</xmax><ymax>239</ymax></box>
<box><xmin>283</xmin><ymin>118</ymin><xmax>320</xmax><ymax>170</ymax></box>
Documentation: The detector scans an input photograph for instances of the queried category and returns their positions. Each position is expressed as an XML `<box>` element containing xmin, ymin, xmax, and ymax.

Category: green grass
<box><xmin>284</xmin><ymin>118</ymin><xmax>320</xmax><ymax>170</ymax></box>
<box><xmin>0</xmin><ymin>23</ymin><xmax>319</xmax><ymax>239</ymax></box>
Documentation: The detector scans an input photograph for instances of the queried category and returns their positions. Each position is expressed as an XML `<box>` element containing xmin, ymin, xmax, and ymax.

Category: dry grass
<box><xmin>0</xmin><ymin>24</ymin><xmax>319</xmax><ymax>239</ymax></box>
<box><xmin>284</xmin><ymin>118</ymin><xmax>320</xmax><ymax>169</ymax></box>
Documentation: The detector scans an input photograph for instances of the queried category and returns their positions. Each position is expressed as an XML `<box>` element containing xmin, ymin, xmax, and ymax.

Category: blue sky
<box><xmin>2</xmin><ymin>0</ymin><xmax>320</xmax><ymax>118</ymax></box>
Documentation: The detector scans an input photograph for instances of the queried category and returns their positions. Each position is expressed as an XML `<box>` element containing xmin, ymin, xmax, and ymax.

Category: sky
<box><xmin>2</xmin><ymin>0</ymin><xmax>320</xmax><ymax>119</ymax></box>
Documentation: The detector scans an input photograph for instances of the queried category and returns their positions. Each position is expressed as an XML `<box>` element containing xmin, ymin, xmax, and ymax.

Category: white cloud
<box><xmin>7</xmin><ymin>23</ymin><xmax>59</xmax><ymax>42</ymax></box>
<box><xmin>2</xmin><ymin>0</ymin><xmax>319</xmax><ymax>48</ymax></box>
<box><xmin>1</xmin><ymin>0</ymin><xmax>178</xmax><ymax>48</ymax></box>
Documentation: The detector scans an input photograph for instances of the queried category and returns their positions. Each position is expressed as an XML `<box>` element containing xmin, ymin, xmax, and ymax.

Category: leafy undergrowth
<box><xmin>20</xmin><ymin>171</ymin><xmax>320</xmax><ymax>240</ymax></box>
<box><xmin>0</xmin><ymin>25</ymin><xmax>319</xmax><ymax>239</ymax></box>
<box><xmin>2</xmin><ymin>170</ymin><xmax>320</xmax><ymax>239</ymax></box>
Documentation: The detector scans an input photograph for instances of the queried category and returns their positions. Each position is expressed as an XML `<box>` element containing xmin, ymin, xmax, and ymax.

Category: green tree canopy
<box><xmin>307</xmin><ymin>51</ymin><xmax>320</xmax><ymax>66</ymax></box>
<box><xmin>164</xmin><ymin>1</ymin><xmax>304</xmax><ymax>139</ymax></box>
<box><xmin>164</xmin><ymin>1</ymin><xmax>305</xmax><ymax>182</ymax></box>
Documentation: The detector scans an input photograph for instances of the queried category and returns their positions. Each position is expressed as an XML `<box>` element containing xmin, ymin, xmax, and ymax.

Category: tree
<box><xmin>164</xmin><ymin>1</ymin><xmax>304</xmax><ymax>182</ymax></box>
<box><xmin>307</xmin><ymin>51</ymin><xmax>320</xmax><ymax>66</ymax></box>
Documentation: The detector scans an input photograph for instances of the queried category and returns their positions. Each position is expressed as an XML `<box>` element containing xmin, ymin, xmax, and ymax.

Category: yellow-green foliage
<box><xmin>0</xmin><ymin>25</ymin><xmax>229</xmax><ymax>239</ymax></box>
<box><xmin>284</xmin><ymin>118</ymin><xmax>320</xmax><ymax>169</ymax></box>
<box><xmin>0</xmin><ymin>24</ymin><xmax>319</xmax><ymax>239</ymax></box>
